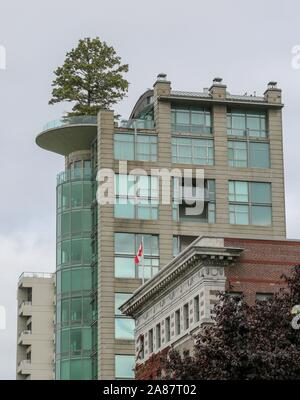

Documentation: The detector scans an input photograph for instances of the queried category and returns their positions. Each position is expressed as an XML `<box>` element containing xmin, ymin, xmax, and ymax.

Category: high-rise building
<box><xmin>28</xmin><ymin>74</ymin><xmax>285</xmax><ymax>379</ymax></box>
<box><xmin>16</xmin><ymin>272</ymin><xmax>54</xmax><ymax>380</ymax></box>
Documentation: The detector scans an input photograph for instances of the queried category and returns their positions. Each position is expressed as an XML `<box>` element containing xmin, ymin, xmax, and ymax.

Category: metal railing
<box><xmin>18</xmin><ymin>359</ymin><xmax>31</xmax><ymax>367</ymax></box>
<box><xmin>43</xmin><ymin>115</ymin><xmax>97</xmax><ymax>131</ymax></box>
<box><xmin>119</xmin><ymin>119</ymin><xmax>155</xmax><ymax>130</ymax></box>
<box><xmin>57</xmin><ymin>167</ymin><xmax>92</xmax><ymax>184</ymax></box>
<box><xmin>19</xmin><ymin>272</ymin><xmax>53</xmax><ymax>280</ymax></box>
<box><xmin>19</xmin><ymin>330</ymin><xmax>32</xmax><ymax>337</ymax></box>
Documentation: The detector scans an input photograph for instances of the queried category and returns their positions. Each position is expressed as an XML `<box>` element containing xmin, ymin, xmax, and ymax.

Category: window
<box><xmin>115</xmin><ymin>355</ymin><xmax>135</xmax><ymax>379</ymax></box>
<box><xmin>173</xmin><ymin>235</ymin><xmax>197</xmax><ymax>257</ymax></box>
<box><xmin>165</xmin><ymin>317</ymin><xmax>170</xmax><ymax>342</ymax></box>
<box><xmin>228</xmin><ymin>291</ymin><xmax>243</xmax><ymax>300</ymax></box>
<box><xmin>228</xmin><ymin>140</ymin><xmax>270</xmax><ymax>168</ymax></box>
<box><xmin>173</xmin><ymin>179</ymin><xmax>216</xmax><ymax>223</ymax></box>
<box><xmin>115</xmin><ymin>233</ymin><xmax>159</xmax><ymax>279</ymax></box>
<box><xmin>156</xmin><ymin>323</ymin><xmax>161</xmax><ymax>349</ymax></box>
<box><xmin>60</xmin><ymin>327</ymin><xmax>92</xmax><ymax>357</ymax></box>
<box><xmin>148</xmin><ymin>329</ymin><xmax>153</xmax><ymax>353</ymax></box>
<box><xmin>229</xmin><ymin>181</ymin><xmax>272</xmax><ymax>226</ymax></box>
<box><xmin>175</xmin><ymin>309</ymin><xmax>181</xmax><ymax>335</ymax></box>
<box><xmin>256</xmin><ymin>293</ymin><xmax>273</xmax><ymax>301</ymax></box>
<box><xmin>183</xmin><ymin>303</ymin><xmax>189</xmax><ymax>330</ymax></box>
<box><xmin>172</xmin><ymin>137</ymin><xmax>214</xmax><ymax>165</ymax></box>
<box><xmin>227</xmin><ymin>109</ymin><xmax>267</xmax><ymax>137</ymax></box>
<box><xmin>114</xmin><ymin>174</ymin><xmax>158</xmax><ymax>220</ymax></box>
<box><xmin>115</xmin><ymin>293</ymin><xmax>135</xmax><ymax>340</ymax></box>
<box><xmin>171</xmin><ymin>107</ymin><xmax>212</xmax><ymax>134</ymax></box>
<box><xmin>114</xmin><ymin>133</ymin><xmax>157</xmax><ymax>162</ymax></box>
<box><xmin>194</xmin><ymin>296</ymin><xmax>200</xmax><ymax>323</ymax></box>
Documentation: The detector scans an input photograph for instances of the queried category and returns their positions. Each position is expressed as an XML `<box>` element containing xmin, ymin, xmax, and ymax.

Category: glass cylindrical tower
<box><xmin>36</xmin><ymin>116</ymin><xmax>98</xmax><ymax>380</ymax></box>
<box><xmin>55</xmin><ymin>154</ymin><xmax>94</xmax><ymax>379</ymax></box>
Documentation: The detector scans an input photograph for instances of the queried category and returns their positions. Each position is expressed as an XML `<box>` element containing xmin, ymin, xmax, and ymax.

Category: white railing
<box><xmin>19</xmin><ymin>272</ymin><xmax>53</xmax><ymax>280</ymax></box>
<box><xmin>19</xmin><ymin>330</ymin><xmax>32</xmax><ymax>337</ymax></box>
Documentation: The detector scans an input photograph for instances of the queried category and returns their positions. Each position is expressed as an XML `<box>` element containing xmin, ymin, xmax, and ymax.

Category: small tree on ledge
<box><xmin>49</xmin><ymin>37</ymin><xmax>129</xmax><ymax>116</ymax></box>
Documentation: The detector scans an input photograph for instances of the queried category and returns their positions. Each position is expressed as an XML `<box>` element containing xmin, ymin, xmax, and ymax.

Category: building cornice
<box><xmin>120</xmin><ymin>236</ymin><xmax>243</xmax><ymax>317</ymax></box>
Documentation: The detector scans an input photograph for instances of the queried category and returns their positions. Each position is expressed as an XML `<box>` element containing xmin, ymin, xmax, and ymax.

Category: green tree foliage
<box><xmin>165</xmin><ymin>267</ymin><xmax>300</xmax><ymax>380</ymax></box>
<box><xmin>49</xmin><ymin>37</ymin><xmax>129</xmax><ymax>116</ymax></box>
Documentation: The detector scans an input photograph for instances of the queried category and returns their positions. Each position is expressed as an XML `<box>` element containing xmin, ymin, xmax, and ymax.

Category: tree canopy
<box><xmin>165</xmin><ymin>267</ymin><xmax>300</xmax><ymax>380</ymax></box>
<box><xmin>49</xmin><ymin>37</ymin><xmax>129</xmax><ymax>116</ymax></box>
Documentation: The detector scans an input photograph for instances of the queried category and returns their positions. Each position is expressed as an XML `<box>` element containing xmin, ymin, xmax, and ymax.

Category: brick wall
<box><xmin>224</xmin><ymin>238</ymin><xmax>300</xmax><ymax>304</ymax></box>
<box><xmin>135</xmin><ymin>238</ymin><xmax>300</xmax><ymax>379</ymax></box>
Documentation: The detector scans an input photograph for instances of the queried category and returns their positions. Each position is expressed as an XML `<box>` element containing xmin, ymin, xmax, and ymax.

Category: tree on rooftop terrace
<box><xmin>49</xmin><ymin>37</ymin><xmax>129</xmax><ymax>116</ymax></box>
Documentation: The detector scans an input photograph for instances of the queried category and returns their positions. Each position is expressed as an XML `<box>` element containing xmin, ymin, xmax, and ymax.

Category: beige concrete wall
<box><xmin>96</xmin><ymin>79</ymin><xmax>286</xmax><ymax>379</ymax></box>
<box><xmin>16</xmin><ymin>274</ymin><xmax>54</xmax><ymax>380</ymax></box>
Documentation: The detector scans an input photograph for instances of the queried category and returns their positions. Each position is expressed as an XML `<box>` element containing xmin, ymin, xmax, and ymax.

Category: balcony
<box><xmin>18</xmin><ymin>301</ymin><xmax>32</xmax><ymax>316</ymax></box>
<box><xmin>36</xmin><ymin>115</ymin><xmax>97</xmax><ymax>156</ymax></box>
<box><xmin>57</xmin><ymin>167</ymin><xmax>93</xmax><ymax>184</ymax></box>
<box><xmin>119</xmin><ymin>119</ymin><xmax>155</xmax><ymax>130</ymax></box>
<box><xmin>42</xmin><ymin>115</ymin><xmax>97</xmax><ymax>131</ymax></box>
<box><xmin>18</xmin><ymin>330</ymin><xmax>32</xmax><ymax>345</ymax></box>
<box><xmin>17</xmin><ymin>360</ymin><xmax>31</xmax><ymax>375</ymax></box>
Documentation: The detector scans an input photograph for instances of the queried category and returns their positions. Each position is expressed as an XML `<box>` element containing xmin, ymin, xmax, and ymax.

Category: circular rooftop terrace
<box><xmin>36</xmin><ymin>115</ymin><xmax>97</xmax><ymax>156</ymax></box>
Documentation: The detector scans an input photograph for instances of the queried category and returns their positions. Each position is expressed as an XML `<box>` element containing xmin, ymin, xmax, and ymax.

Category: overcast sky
<box><xmin>0</xmin><ymin>0</ymin><xmax>300</xmax><ymax>379</ymax></box>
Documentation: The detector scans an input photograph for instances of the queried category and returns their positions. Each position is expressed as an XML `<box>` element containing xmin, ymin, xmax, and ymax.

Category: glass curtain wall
<box><xmin>55</xmin><ymin>160</ymin><xmax>94</xmax><ymax>380</ymax></box>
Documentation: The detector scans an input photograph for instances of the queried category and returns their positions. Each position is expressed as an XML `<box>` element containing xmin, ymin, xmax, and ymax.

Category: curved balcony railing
<box><xmin>57</xmin><ymin>168</ymin><xmax>93</xmax><ymax>184</ymax></box>
<box><xmin>43</xmin><ymin>115</ymin><xmax>97</xmax><ymax>131</ymax></box>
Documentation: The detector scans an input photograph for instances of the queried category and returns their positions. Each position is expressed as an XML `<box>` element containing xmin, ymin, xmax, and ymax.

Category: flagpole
<box><xmin>142</xmin><ymin>235</ymin><xmax>145</xmax><ymax>285</ymax></box>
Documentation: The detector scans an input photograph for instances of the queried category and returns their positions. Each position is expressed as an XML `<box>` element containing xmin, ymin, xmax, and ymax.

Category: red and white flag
<box><xmin>134</xmin><ymin>242</ymin><xmax>143</xmax><ymax>265</ymax></box>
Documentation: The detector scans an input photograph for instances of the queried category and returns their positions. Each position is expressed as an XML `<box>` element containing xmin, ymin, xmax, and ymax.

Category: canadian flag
<box><xmin>134</xmin><ymin>242</ymin><xmax>143</xmax><ymax>265</ymax></box>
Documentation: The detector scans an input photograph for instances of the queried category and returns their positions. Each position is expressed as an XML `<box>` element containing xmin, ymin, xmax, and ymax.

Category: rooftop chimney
<box><xmin>156</xmin><ymin>73</ymin><xmax>167</xmax><ymax>82</ymax></box>
<box><xmin>209</xmin><ymin>77</ymin><xmax>226</xmax><ymax>99</ymax></box>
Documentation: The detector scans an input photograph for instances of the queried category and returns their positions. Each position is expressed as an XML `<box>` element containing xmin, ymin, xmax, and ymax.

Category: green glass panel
<box><xmin>83</xmin><ymin>268</ymin><xmax>92</xmax><ymax>290</ymax></box>
<box><xmin>115</xmin><ymin>203</ymin><xmax>135</xmax><ymax>219</ymax></box>
<box><xmin>71</xmin><ymin>269</ymin><xmax>81</xmax><ymax>291</ymax></box>
<box><xmin>71</xmin><ymin>211</ymin><xmax>81</xmax><ymax>234</ymax></box>
<box><xmin>70</xmin><ymin>359</ymin><xmax>81</xmax><ymax>380</ymax></box>
<box><xmin>252</xmin><ymin>205</ymin><xmax>272</xmax><ymax>225</ymax></box>
<box><xmin>61</xmin><ymin>329</ymin><xmax>70</xmax><ymax>353</ymax></box>
<box><xmin>115</xmin><ymin>233</ymin><xmax>135</xmax><ymax>254</ymax></box>
<box><xmin>83</xmin><ymin>238</ymin><xmax>92</xmax><ymax>263</ymax></box>
<box><xmin>57</xmin><ymin>185</ymin><xmax>62</xmax><ymax>209</ymax></box>
<box><xmin>61</xmin><ymin>299</ymin><xmax>69</xmax><ymax>322</ymax></box>
<box><xmin>115</xmin><ymin>318</ymin><xmax>135</xmax><ymax>340</ymax></box>
<box><xmin>176</xmin><ymin>111</ymin><xmax>189</xmax><ymax>124</ymax></box>
<box><xmin>251</xmin><ymin>182</ymin><xmax>271</xmax><ymax>203</ymax></box>
<box><xmin>82</xmin><ymin>210</ymin><xmax>92</xmax><ymax>232</ymax></box>
<box><xmin>61</xmin><ymin>240</ymin><xmax>71</xmax><ymax>265</ymax></box>
<box><xmin>71</xmin><ymin>298</ymin><xmax>82</xmax><ymax>321</ymax></box>
<box><xmin>70</xmin><ymin>329</ymin><xmax>81</xmax><ymax>352</ymax></box>
<box><xmin>115</xmin><ymin>355</ymin><xmax>135</xmax><ymax>379</ymax></box>
<box><xmin>83</xmin><ymin>298</ymin><xmax>92</xmax><ymax>322</ymax></box>
<box><xmin>56</xmin><ymin>270</ymin><xmax>61</xmax><ymax>294</ymax></box>
<box><xmin>62</xmin><ymin>184</ymin><xmax>70</xmax><ymax>209</ymax></box>
<box><xmin>249</xmin><ymin>142</ymin><xmax>270</xmax><ymax>168</ymax></box>
<box><xmin>83</xmin><ymin>182</ymin><xmax>92</xmax><ymax>206</ymax></box>
<box><xmin>82</xmin><ymin>359</ymin><xmax>92</xmax><ymax>380</ymax></box>
<box><xmin>61</xmin><ymin>360</ymin><xmax>70</xmax><ymax>380</ymax></box>
<box><xmin>115</xmin><ymin>293</ymin><xmax>132</xmax><ymax>315</ymax></box>
<box><xmin>61</xmin><ymin>212</ymin><xmax>70</xmax><ymax>236</ymax></box>
<box><xmin>82</xmin><ymin>327</ymin><xmax>92</xmax><ymax>350</ymax></box>
<box><xmin>61</xmin><ymin>270</ymin><xmax>71</xmax><ymax>293</ymax></box>
<box><xmin>71</xmin><ymin>239</ymin><xmax>82</xmax><ymax>263</ymax></box>
<box><xmin>115</xmin><ymin>257</ymin><xmax>135</xmax><ymax>278</ymax></box>
<box><xmin>71</xmin><ymin>183</ymin><xmax>82</xmax><ymax>207</ymax></box>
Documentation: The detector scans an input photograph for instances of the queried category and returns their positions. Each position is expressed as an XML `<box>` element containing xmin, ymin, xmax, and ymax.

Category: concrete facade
<box><xmin>32</xmin><ymin>74</ymin><xmax>287</xmax><ymax>379</ymax></box>
<box><xmin>16</xmin><ymin>272</ymin><xmax>54</xmax><ymax>380</ymax></box>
